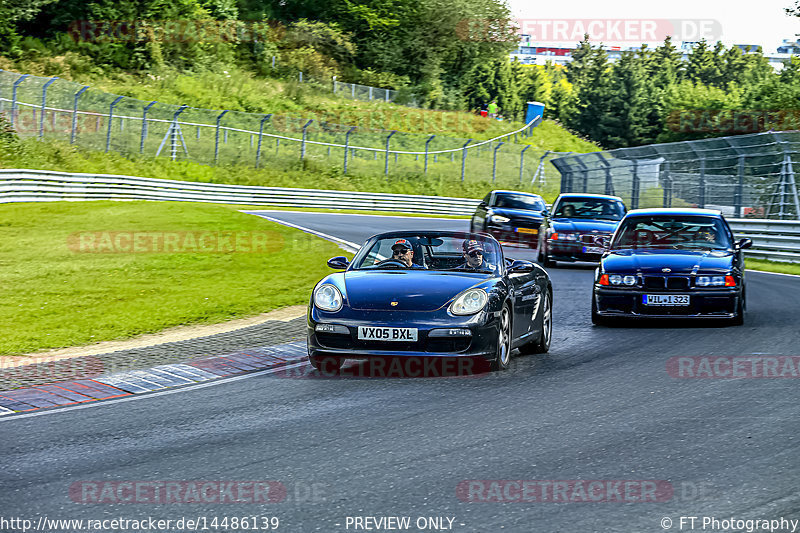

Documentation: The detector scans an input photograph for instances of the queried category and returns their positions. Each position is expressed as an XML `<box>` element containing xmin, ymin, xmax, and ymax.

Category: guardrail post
<box><xmin>631</xmin><ymin>159</ymin><xmax>640</xmax><ymax>210</ymax></box>
<box><xmin>140</xmin><ymin>101</ymin><xmax>156</xmax><ymax>153</ymax></box>
<box><xmin>369</xmin><ymin>86</ymin><xmax>373</xmax><ymax>100</ymax></box>
<box><xmin>492</xmin><ymin>142</ymin><xmax>504</xmax><ymax>182</ymax></box>
<box><xmin>70</xmin><ymin>85</ymin><xmax>89</xmax><ymax>144</ymax></box>
<box><xmin>255</xmin><ymin>113</ymin><xmax>272</xmax><ymax>169</ymax></box>
<box><xmin>519</xmin><ymin>145</ymin><xmax>531</xmax><ymax>183</ymax></box>
<box><xmin>105</xmin><ymin>95</ymin><xmax>124</xmax><ymax>153</ymax></box>
<box><xmin>735</xmin><ymin>155</ymin><xmax>745</xmax><ymax>217</ymax></box>
<box><xmin>698</xmin><ymin>156</ymin><xmax>706</xmax><ymax>208</ymax></box>
<box><xmin>214</xmin><ymin>110</ymin><xmax>229</xmax><ymax>165</ymax></box>
<box><xmin>384</xmin><ymin>130</ymin><xmax>397</xmax><ymax>176</ymax></box>
<box><xmin>300</xmin><ymin>119</ymin><xmax>313</xmax><ymax>160</ymax></box>
<box><xmin>461</xmin><ymin>139</ymin><xmax>472</xmax><ymax>182</ymax></box>
<box><xmin>10</xmin><ymin>74</ymin><xmax>29</xmax><ymax>129</ymax></box>
<box><xmin>385</xmin><ymin>90</ymin><xmax>390</xmax><ymax>102</ymax></box>
<box><xmin>424</xmin><ymin>135</ymin><xmax>435</xmax><ymax>174</ymax></box>
<box><xmin>343</xmin><ymin>126</ymin><xmax>356</xmax><ymax>174</ymax></box>
<box><xmin>39</xmin><ymin>77</ymin><xmax>58</xmax><ymax>139</ymax></box>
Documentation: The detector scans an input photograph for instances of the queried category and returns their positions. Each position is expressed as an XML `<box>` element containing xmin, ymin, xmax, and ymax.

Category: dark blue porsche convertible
<box><xmin>307</xmin><ymin>231</ymin><xmax>553</xmax><ymax>372</ymax></box>
<box><xmin>592</xmin><ymin>208</ymin><xmax>752</xmax><ymax>325</ymax></box>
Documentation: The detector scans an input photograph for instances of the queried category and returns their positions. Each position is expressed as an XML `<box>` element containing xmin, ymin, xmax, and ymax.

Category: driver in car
<box><xmin>382</xmin><ymin>239</ymin><xmax>423</xmax><ymax>268</ymax></box>
<box><xmin>457</xmin><ymin>239</ymin><xmax>494</xmax><ymax>271</ymax></box>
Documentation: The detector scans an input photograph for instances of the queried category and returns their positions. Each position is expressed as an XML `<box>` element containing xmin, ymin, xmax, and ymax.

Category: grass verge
<box><xmin>746</xmin><ymin>258</ymin><xmax>800</xmax><ymax>276</ymax></box>
<box><xmin>0</xmin><ymin>201</ymin><xmax>349</xmax><ymax>356</ymax></box>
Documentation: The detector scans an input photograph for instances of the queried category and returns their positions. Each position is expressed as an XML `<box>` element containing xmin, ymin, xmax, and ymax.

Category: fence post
<box><xmin>352</xmin><ymin>84</ymin><xmax>356</xmax><ymax>98</ymax></box>
<box><xmin>662</xmin><ymin>161</ymin><xmax>672</xmax><ymax>208</ymax></box>
<box><xmin>424</xmin><ymin>135</ymin><xmax>435</xmax><ymax>174</ymax></box>
<box><xmin>332</xmin><ymin>76</ymin><xmax>337</xmax><ymax>93</ymax></box>
<box><xmin>698</xmin><ymin>156</ymin><xmax>706</xmax><ymax>208</ymax></box>
<box><xmin>461</xmin><ymin>139</ymin><xmax>472</xmax><ymax>181</ymax></box>
<box><xmin>369</xmin><ymin>86</ymin><xmax>373</xmax><ymax>100</ymax></box>
<box><xmin>105</xmin><ymin>95</ymin><xmax>124</xmax><ymax>153</ymax></box>
<box><xmin>300</xmin><ymin>119</ymin><xmax>313</xmax><ymax>160</ymax></box>
<box><xmin>140</xmin><ymin>101</ymin><xmax>156</xmax><ymax>153</ymax></box>
<box><xmin>631</xmin><ymin>159</ymin><xmax>640</xmax><ymax>210</ymax></box>
<box><xmin>734</xmin><ymin>155</ymin><xmax>745</xmax><ymax>217</ymax></box>
<box><xmin>519</xmin><ymin>145</ymin><xmax>531</xmax><ymax>183</ymax></box>
<box><xmin>271</xmin><ymin>56</ymin><xmax>276</xmax><ymax>69</ymax></box>
<box><xmin>38</xmin><ymin>77</ymin><xmax>58</xmax><ymax>139</ymax></box>
<box><xmin>10</xmin><ymin>74</ymin><xmax>29</xmax><ymax>129</ymax></box>
<box><xmin>492</xmin><ymin>142</ymin><xmax>504</xmax><ymax>182</ymax></box>
<box><xmin>385</xmin><ymin>90</ymin><xmax>389</xmax><ymax>102</ymax></box>
<box><xmin>384</xmin><ymin>130</ymin><xmax>397</xmax><ymax>176</ymax></box>
<box><xmin>71</xmin><ymin>85</ymin><xmax>89</xmax><ymax>144</ymax></box>
<box><xmin>214</xmin><ymin>110</ymin><xmax>229</xmax><ymax>165</ymax></box>
<box><xmin>255</xmin><ymin>113</ymin><xmax>272</xmax><ymax>169</ymax></box>
<box><xmin>299</xmin><ymin>71</ymin><xmax>303</xmax><ymax>83</ymax></box>
<box><xmin>343</xmin><ymin>126</ymin><xmax>356</xmax><ymax>174</ymax></box>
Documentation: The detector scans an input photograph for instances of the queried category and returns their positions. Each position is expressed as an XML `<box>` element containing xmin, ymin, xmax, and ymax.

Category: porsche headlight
<box><xmin>490</xmin><ymin>215</ymin><xmax>510</xmax><ymax>223</ymax></box>
<box><xmin>314</xmin><ymin>283</ymin><xmax>343</xmax><ymax>312</ymax></box>
<box><xmin>449</xmin><ymin>288</ymin><xmax>488</xmax><ymax>316</ymax></box>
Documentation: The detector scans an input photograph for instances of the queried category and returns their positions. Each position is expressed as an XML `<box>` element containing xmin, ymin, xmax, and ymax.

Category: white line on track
<box><xmin>252</xmin><ymin>214</ymin><xmax>360</xmax><ymax>253</ymax></box>
<box><xmin>245</xmin><ymin>210</ymin><xmax>468</xmax><ymax>221</ymax></box>
<box><xmin>0</xmin><ymin>361</ymin><xmax>308</xmax><ymax>423</ymax></box>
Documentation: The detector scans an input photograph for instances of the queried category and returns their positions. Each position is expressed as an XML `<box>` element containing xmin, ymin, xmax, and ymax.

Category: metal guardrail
<box><xmin>2</xmin><ymin>169</ymin><xmax>798</xmax><ymax>262</ymax></box>
<box><xmin>728</xmin><ymin>219</ymin><xmax>800</xmax><ymax>262</ymax></box>
<box><xmin>0</xmin><ymin>169</ymin><xmax>481</xmax><ymax>215</ymax></box>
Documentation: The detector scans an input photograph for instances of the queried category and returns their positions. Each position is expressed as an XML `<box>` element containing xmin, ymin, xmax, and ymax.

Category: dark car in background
<box><xmin>470</xmin><ymin>190</ymin><xmax>547</xmax><ymax>248</ymax></box>
<box><xmin>592</xmin><ymin>208</ymin><xmax>752</xmax><ymax>325</ymax></box>
<box><xmin>537</xmin><ymin>193</ymin><xmax>627</xmax><ymax>267</ymax></box>
<box><xmin>307</xmin><ymin>231</ymin><xmax>553</xmax><ymax>372</ymax></box>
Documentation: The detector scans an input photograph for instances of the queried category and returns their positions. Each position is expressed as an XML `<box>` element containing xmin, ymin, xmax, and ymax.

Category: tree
<box><xmin>564</xmin><ymin>36</ymin><xmax>612</xmax><ymax>145</ymax></box>
<box><xmin>598</xmin><ymin>51</ymin><xmax>658</xmax><ymax>148</ymax></box>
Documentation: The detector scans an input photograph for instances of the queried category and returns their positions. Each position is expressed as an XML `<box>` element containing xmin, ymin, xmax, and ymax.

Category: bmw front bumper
<box><xmin>594</xmin><ymin>286</ymin><xmax>742</xmax><ymax>319</ymax></box>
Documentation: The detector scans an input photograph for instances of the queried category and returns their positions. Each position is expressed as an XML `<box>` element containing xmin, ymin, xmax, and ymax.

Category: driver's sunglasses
<box><xmin>394</xmin><ymin>248</ymin><xmax>411</xmax><ymax>255</ymax></box>
<box><xmin>468</xmin><ymin>250</ymin><xmax>483</xmax><ymax>258</ymax></box>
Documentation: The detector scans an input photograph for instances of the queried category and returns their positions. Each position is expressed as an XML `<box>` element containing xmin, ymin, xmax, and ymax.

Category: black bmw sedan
<box><xmin>308</xmin><ymin>231</ymin><xmax>553</xmax><ymax>373</ymax></box>
<box><xmin>537</xmin><ymin>193</ymin><xmax>627</xmax><ymax>266</ymax></box>
<box><xmin>470</xmin><ymin>190</ymin><xmax>547</xmax><ymax>248</ymax></box>
<box><xmin>592</xmin><ymin>208</ymin><xmax>752</xmax><ymax>325</ymax></box>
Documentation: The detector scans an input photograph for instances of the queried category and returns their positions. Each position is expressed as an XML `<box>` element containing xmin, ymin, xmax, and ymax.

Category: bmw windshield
<box><xmin>612</xmin><ymin>216</ymin><xmax>733</xmax><ymax>250</ymax></box>
<box><xmin>553</xmin><ymin>198</ymin><xmax>626</xmax><ymax>220</ymax></box>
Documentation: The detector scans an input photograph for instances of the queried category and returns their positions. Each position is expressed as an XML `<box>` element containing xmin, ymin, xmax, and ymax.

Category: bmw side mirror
<box><xmin>508</xmin><ymin>260</ymin><xmax>535</xmax><ymax>273</ymax></box>
<box><xmin>736</xmin><ymin>238</ymin><xmax>752</xmax><ymax>250</ymax></box>
<box><xmin>594</xmin><ymin>235</ymin><xmax>611</xmax><ymax>249</ymax></box>
<box><xmin>542</xmin><ymin>208</ymin><xmax>549</xmax><ymax>217</ymax></box>
<box><xmin>327</xmin><ymin>256</ymin><xmax>350</xmax><ymax>269</ymax></box>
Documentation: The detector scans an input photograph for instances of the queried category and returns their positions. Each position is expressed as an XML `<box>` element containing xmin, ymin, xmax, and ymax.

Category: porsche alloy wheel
<box><xmin>519</xmin><ymin>291</ymin><xmax>552</xmax><ymax>355</ymax></box>
<box><xmin>309</xmin><ymin>355</ymin><xmax>345</xmax><ymax>373</ymax></box>
<box><xmin>491</xmin><ymin>306</ymin><xmax>512</xmax><ymax>371</ymax></box>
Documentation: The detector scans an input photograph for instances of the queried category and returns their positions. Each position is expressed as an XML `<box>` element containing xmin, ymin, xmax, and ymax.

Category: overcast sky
<box><xmin>508</xmin><ymin>0</ymin><xmax>799</xmax><ymax>52</ymax></box>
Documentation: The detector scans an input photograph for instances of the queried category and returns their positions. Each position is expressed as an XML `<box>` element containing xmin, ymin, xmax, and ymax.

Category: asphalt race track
<box><xmin>2</xmin><ymin>211</ymin><xmax>800</xmax><ymax>533</ymax></box>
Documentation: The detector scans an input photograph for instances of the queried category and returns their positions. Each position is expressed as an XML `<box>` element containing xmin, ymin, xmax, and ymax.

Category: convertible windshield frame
<box><xmin>349</xmin><ymin>233</ymin><xmax>503</xmax><ymax>275</ymax></box>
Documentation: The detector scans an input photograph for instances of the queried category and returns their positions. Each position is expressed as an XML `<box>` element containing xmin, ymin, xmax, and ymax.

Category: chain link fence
<box><xmin>0</xmin><ymin>71</ymin><xmax>570</xmax><ymax>196</ymax></box>
<box><xmin>551</xmin><ymin>132</ymin><xmax>800</xmax><ymax>220</ymax></box>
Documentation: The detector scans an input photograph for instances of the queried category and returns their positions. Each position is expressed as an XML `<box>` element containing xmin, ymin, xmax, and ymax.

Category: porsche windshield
<box><xmin>353</xmin><ymin>234</ymin><xmax>502</xmax><ymax>274</ymax></box>
<box><xmin>553</xmin><ymin>198</ymin><xmax>625</xmax><ymax>220</ymax></box>
<box><xmin>612</xmin><ymin>216</ymin><xmax>733</xmax><ymax>250</ymax></box>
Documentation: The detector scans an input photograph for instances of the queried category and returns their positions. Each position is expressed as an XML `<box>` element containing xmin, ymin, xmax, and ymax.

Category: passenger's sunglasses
<box><xmin>467</xmin><ymin>250</ymin><xmax>483</xmax><ymax>258</ymax></box>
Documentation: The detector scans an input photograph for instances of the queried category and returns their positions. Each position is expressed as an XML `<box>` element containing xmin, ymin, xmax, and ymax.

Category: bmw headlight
<box><xmin>697</xmin><ymin>276</ymin><xmax>726</xmax><ymax>287</ymax></box>
<box><xmin>609</xmin><ymin>274</ymin><xmax>623</xmax><ymax>285</ymax></box>
<box><xmin>563</xmin><ymin>233</ymin><xmax>578</xmax><ymax>241</ymax></box>
<box><xmin>449</xmin><ymin>288</ymin><xmax>488</xmax><ymax>316</ymax></box>
<box><xmin>314</xmin><ymin>283</ymin><xmax>343</xmax><ymax>312</ymax></box>
<box><xmin>623</xmin><ymin>275</ymin><xmax>637</xmax><ymax>286</ymax></box>
<box><xmin>490</xmin><ymin>215</ymin><xmax>510</xmax><ymax>224</ymax></box>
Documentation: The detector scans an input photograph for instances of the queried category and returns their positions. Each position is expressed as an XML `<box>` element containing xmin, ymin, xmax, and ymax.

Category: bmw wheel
<box><xmin>491</xmin><ymin>306</ymin><xmax>512</xmax><ymax>371</ymax></box>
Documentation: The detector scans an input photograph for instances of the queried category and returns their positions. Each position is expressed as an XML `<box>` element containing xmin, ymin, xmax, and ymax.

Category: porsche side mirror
<box><xmin>327</xmin><ymin>256</ymin><xmax>350</xmax><ymax>269</ymax></box>
<box><xmin>508</xmin><ymin>260</ymin><xmax>535</xmax><ymax>273</ymax></box>
<box><xmin>736</xmin><ymin>238</ymin><xmax>753</xmax><ymax>250</ymax></box>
